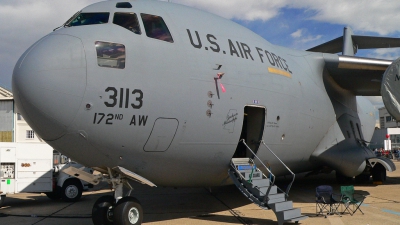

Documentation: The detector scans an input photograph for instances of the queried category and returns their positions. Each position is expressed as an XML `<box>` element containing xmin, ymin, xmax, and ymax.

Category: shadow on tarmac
<box><xmin>1</xmin><ymin>168</ymin><xmax>400</xmax><ymax>224</ymax></box>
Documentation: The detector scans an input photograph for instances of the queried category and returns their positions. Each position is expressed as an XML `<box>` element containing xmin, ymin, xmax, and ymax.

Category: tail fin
<box><xmin>307</xmin><ymin>26</ymin><xmax>400</xmax><ymax>56</ymax></box>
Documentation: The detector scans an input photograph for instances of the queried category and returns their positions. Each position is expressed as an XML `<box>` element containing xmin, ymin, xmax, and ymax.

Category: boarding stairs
<box><xmin>228</xmin><ymin>140</ymin><xmax>307</xmax><ymax>225</ymax></box>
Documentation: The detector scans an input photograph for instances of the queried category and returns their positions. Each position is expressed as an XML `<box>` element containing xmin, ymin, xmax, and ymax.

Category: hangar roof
<box><xmin>0</xmin><ymin>86</ymin><xmax>13</xmax><ymax>100</ymax></box>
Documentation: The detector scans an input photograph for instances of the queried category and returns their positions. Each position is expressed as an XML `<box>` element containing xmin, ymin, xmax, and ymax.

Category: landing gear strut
<box><xmin>90</xmin><ymin>167</ymin><xmax>155</xmax><ymax>225</ymax></box>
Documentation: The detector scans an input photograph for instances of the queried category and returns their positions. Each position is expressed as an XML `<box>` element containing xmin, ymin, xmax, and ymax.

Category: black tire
<box><xmin>45</xmin><ymin>190</ymin><xmax>60</xmax><ymax>200</ymax></box>
<box><xmin>0</xmin><ymin>195</ymin><xmax>5</xmax><ymax>208</ymax></box>
<box><xmin>92</xmin><ymin>195</ymin><xmax>114</xmax><ymax>225</ymax></box>
<box><xmin>60</xmin><ymin>179</ymin><xmax>82</xmax><ymax>202</ymax></box>
<box><xmin>114</xmin><ymin>197</ymin><xmax>143</xmax><ymax>225</ymax></box>
<box><xmin>372</xmin><ymin>164</ymin><xmax>386</xmax><ymax>182</ymax></box>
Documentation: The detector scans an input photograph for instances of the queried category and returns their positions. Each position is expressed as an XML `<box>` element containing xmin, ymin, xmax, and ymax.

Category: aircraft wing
<box><xmin>306</xmin><ymin>27</ymin><xmax>400</xmax><ymax>96</ymax></box>
<box><xmin>308</xmin><ymin>36</ymin><xmax>400</xmax><ymax>54</ymax></box>
<box><xmin>322</xmin><ymin>54</ymin><xmax>392</xmax><ymax>96</ymax></box>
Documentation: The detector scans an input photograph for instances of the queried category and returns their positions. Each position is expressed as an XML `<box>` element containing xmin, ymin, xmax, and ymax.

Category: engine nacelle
<box><xmin>382</xmin><ymin>57</ymin><xmax>400</xmax><ymax>121</ymax></box>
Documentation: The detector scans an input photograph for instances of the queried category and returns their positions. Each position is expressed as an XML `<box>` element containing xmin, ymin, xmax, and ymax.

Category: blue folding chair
<box><xmin>316</xmin><ymin>185</ymin><xmax>341</xmax><ymax>217</ymax></box>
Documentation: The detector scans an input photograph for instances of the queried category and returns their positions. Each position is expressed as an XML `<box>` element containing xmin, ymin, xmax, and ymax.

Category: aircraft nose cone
<box><xmin>12</xmin><ymin>34</ymin><xmax>86</xmax><ymax>141</ymax></box>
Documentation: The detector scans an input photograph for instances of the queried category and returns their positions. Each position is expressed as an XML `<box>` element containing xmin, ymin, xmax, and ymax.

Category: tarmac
<box><xmin>1</xmin><ymin>160</ymin><xmax>400</xmax><ymax>225</ymax></box>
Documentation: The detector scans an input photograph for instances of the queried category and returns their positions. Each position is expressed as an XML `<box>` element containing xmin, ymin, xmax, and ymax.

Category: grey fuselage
<box><xmin>12</xmin><ymin>0</ymin><xmax>376</xmax><ymax>187</ymax></box>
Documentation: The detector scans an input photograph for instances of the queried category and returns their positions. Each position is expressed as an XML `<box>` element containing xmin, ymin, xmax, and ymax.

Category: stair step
<box><xmin>267</xmin><ymin>197</ymin><xmax>286</xmax><ymax>204</ymax></box>
<box><xmin>242</xmin><ymin>178</ymin><xmax>270</xmax><ymax>191</ymax></box>
<box><xmin>240</xmin><ymin>170</ymin><xmax>263</xmax><ymax>180</ymax></box>
<box><xmin>276</xmin><ymin>208</ymin><xmax>301</xmax><ymax>221</ymax></box>
<box><xmin>253</xmin><ymin>185</ymin><xmax>277</xmax><ymax>198</ymax></box>
<box><xmin>268</xmin><ymin>193</ymin><xmax>285</xmax><ymax>200</ymax></box>
<box><xmin>288</xmin><ymin>215</ymin><xmax>308</xmax><ymax>222</ymax></box>
<box><xmin>269</xmin><ymin>201</ymin><xmax>293</xmax><ymax>212</ymax></box>
<box><xmin>231</xmin><ymin>158</ymin><xmax>251</xmax><ymax>164</ymax></box>
<box><xmin>232</xmin><ymin>159</ymin><xmax>253</xmax><ymax>168</ymax></box>
<box><xmin>266</xmin><ymin>193</ymin><xmax>286</xmax><ymax>204</ymax></box>
<box><xmin>249</xmin><ymin>178</ymin><xmax>270</xmax><ymax>187</ymax></box>
<box><xmin>237</xmin><ymin>165</ymin><xmax>256</xmax><ymax>170</ymax></box>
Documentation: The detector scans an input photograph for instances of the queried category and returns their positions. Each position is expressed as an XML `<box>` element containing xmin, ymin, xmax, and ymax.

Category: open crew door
<box><xmin>229</xmin><ymin>106</ymin><xmax>308</xmax><ymax>224</ymax></box>
<box><xmin>233</xmin><ymin>106</ymin><xmax>266</xmax><ymax>158</ymax></box>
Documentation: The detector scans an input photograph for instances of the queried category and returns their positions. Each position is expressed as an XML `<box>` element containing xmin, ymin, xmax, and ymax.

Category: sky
<box><xmin>2</xmin><ymin>0</ymin><xmax>400</xmax><ymax>110</ymax></box>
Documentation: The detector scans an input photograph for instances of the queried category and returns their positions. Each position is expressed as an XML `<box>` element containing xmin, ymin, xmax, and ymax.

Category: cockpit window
<box><xmin>95</xmin><ymin>41</ymin><xmax>125</xmax><ymax>69</ymax></box>
<box><xmin>113</xmin><ymin>13</ymin><xmax>141</xmax><ymax>35</ymax></box>
<box><xmin>141</xmin><ymin>14</ymin><xmax>173</xmax><ymax>43</ymax></box>
<box><xmin>66</xmin><ymin>12</ymin><xmax>110</xmax><ymax>27</ymax></box>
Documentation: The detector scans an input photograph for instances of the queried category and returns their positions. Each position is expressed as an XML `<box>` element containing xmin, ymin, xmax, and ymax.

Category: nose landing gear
<box><xmin>63</xmin><ymin>166</ymin><xmax>156</xmax><ymax>225</ymax></box>
<box><xmin>61</xmin><ymin>165</ymin><xmax>155</xmax><ymax>225</ymax></box>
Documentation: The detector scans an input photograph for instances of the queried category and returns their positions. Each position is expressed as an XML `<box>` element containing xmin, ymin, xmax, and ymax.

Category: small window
<box><xmin>26</xmin><ymin>130</ymin><xmax>35</xmax><ymax>139</ymax></box>
<box><xmin>95</xmin><ymin>41</ymin><xmax>126</xmax><ymax>69</ymax></box>
<box><xmin>113</xmin><ymin>13</ymin><xmax>141</xmax><ymax>34</ymax></box>
<box><xmin>141</xmin><ymin>14</ymin><xmax>173</xmax><ymax>43</ymax></box>
<box><xmin>386</xmin><ymin>116</ymin><xmax>392</xmax><ymax>122</ymax></box>
<box><xmin>66</xmin><ymin>12</ymin><xmax>110</xmax><ymax>27</ymax></box>
<box><xmin>116</xmin><ymin>2</ymin><xmax>132</xmax><ymax>8</ymax></box>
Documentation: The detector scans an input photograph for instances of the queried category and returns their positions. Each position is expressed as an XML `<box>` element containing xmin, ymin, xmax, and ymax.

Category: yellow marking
<box><xmin>268</xmin><ymin>67</ymin><xmax>292</xmax><ymax>78</ymax></box>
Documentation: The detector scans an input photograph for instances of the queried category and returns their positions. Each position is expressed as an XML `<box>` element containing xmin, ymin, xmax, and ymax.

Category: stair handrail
<box><xmin>260</xmin><ymin>140</ymin><xmax>295</xmax><ymax>197</ymax></box>
<box><xmin>239</xmin><ymin>139</ymin><xmax>276</xmax><ymax>187</ymax></box>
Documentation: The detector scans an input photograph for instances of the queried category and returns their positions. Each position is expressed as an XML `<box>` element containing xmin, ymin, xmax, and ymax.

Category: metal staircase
<box><xmin>228</xmin><ymin>140</ymin><xmax>307</xmax><ymax>225</ymax></box>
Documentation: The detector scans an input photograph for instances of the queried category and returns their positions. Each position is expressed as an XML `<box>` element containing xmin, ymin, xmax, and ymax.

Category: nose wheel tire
<box><xmin>92</xmin><ymin>195</ymin><xmax>115</xmax><ymax>225</ymax></box>
<box><xmin>113</xmin><ymin>197</ymin><xmax>143</xmax><ymax>225</ymax></box>
<box><xmin>61</xmin><ymin>179</ymin><xmax>83</xmax><ymax>202</ymax></box>
<box><xmin>0</xmin><ymin>195</ymin><xmax>5</xmax><ymax>208</ymax></box>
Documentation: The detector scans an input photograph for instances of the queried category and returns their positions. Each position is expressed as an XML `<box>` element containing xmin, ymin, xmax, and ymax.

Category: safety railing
<box><xmin>260</xmin><ymin>140</ymin><xmax>295</xmax><ymax>197</ymax></box>
<box><xmin>239</xmin><ymin>140</ymin><xmax>275</xmax><ymax>183</ymax></box>
<box><xmin>239</xmin><ymin>139</ymin><xmax>295</xmax><ymax>198</ymax></box>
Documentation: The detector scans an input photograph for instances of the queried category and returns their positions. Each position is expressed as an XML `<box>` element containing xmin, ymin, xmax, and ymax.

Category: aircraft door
<box><xmin>233</xmin><ymin>106</ymin><xmax>266</xmax><ymax>158</ymax></box>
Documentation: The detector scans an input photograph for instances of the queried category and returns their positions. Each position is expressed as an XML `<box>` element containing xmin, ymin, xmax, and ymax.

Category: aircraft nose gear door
<box><xmin>233</xmin><ymin>106</ymin><xmax>266</xmax><ymax>158</ymax></box>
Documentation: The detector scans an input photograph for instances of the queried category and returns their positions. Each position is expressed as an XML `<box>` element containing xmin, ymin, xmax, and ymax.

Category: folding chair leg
<box><xmin>342</xmin><ymin>202</ymin><xmax>352</xmax><ymax>215</ymax></box>
<box><xmin>353</xmin><ymin>203</ymin><xmax>364</xmax><ymax>215</ymax></box>
<box><xmin>316</xmin><ymin>203</ymin><xmax>330</xmax><ymax>218</ymax></box>
<box><xmin>330</xmin><ymin>203</ymin><xmax>342</xmax><ymax>217</ymax></box>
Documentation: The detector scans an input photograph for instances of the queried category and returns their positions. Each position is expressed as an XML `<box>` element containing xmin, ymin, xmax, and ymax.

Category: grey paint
<box><xmin>11</xmin><ymin>0</ymin><xmax>394</xmax><ymax>187</ymax></box>
<box><xmin>343</xmin><ymin>27</ymin><xmax>356</xmax><ymax>56</ymax></box>
<box><xmin>143</xmin><ymin>118</ymin><xmax>179</xmax><ymax>152</ymax></box>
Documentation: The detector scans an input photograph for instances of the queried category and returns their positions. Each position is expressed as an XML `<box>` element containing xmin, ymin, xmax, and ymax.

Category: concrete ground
<box><xmin>1</xmin><ymin>160</ymin><xmax>400</xmax><ymax>225</ymax></box>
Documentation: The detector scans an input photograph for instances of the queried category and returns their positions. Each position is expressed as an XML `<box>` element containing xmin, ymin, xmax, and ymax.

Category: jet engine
<box><xmin>382</xmin><ymin>57</ymin><xmax>400</xmax><ymax>121</ymax></box>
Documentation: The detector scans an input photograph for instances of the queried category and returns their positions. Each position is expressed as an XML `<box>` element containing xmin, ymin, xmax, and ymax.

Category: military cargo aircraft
<box><xmin>11</xmin><ymin>0</ymin><xmax>400</xmax><ymax>224</ymax></box>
